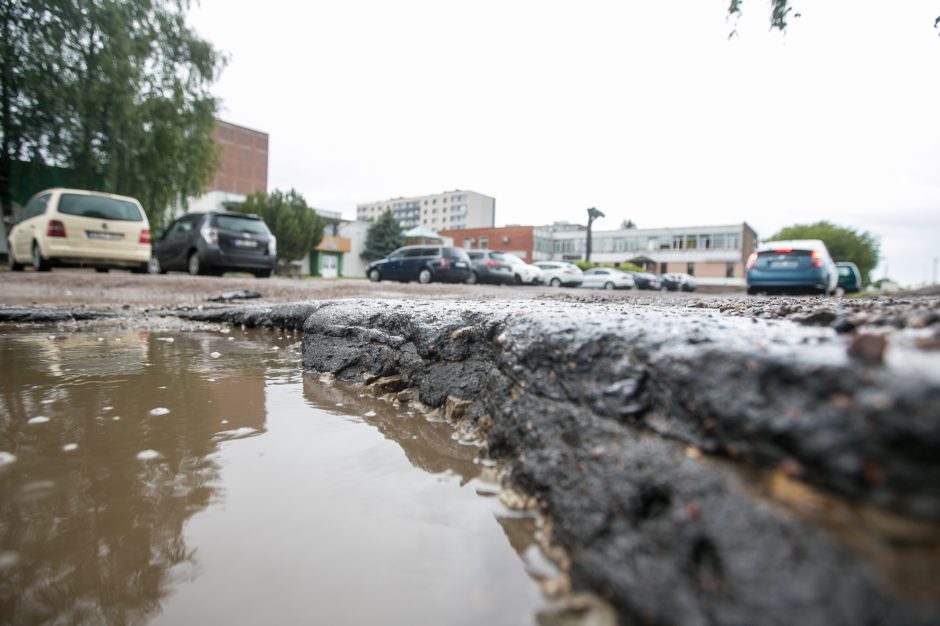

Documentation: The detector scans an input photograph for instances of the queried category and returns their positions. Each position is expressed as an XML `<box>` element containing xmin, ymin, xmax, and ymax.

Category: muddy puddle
<box><xmin>0</xmin><ymin>327</ymin><xmax>554</xmax><ymax>625</ymax></box>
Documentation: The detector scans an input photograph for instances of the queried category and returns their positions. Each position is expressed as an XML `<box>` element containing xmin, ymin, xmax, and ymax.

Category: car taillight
<box><xmin>439</xmin><ymin>257</ymin><xmax>449</xmax><ymax>268</ymax></box>
<box><xmin>810</xmin><ymin>250</ymin><xmax>822</xmax><ymax>268</ymax></box>
<box><xmin>746</xmin><ymin>252</ymin><xmax>757</xmax><ymax>269</ymax></box>
<box><xmin>200</xmin><ymin>225</ymin><xmax>218</xmax><ymax>245</ymax></box>
<box><xmin>139</xmin><ymin>229</ymin><xmax>150</xmax><ymax>244</ymax></box>
<box><xmin>47</xmin><ymin>220</ymin><xmax>66</xmax><ymax>237</ymax></box>
<box><xmin>485</xmin><ymin>259</ymin><xmax>497</xmax><ymax>267</ymax></box>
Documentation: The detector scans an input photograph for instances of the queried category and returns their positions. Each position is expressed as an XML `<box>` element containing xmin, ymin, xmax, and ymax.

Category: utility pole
<box><xmin>585</xmin><ymin>207</ymin><xmax>605</xmax><ymax>263</ymax></box>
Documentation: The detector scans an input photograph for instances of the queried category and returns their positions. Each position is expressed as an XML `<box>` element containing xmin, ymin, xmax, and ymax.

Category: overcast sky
<box><xmin>188</xmin><ymin>0</ymin><xmax>940</xmax><ymax>286</ymax></box>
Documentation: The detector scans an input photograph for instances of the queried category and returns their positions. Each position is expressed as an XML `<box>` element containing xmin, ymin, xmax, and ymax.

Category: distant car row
<box><xmin>365</xmin><ymin>245</ymin><xmax>699</xmax><ymax>291</ymax></box>
<box><xmin>5</xmin><ymin>188</ymin><xmax>277</xmax><ymax>277</ymax></box>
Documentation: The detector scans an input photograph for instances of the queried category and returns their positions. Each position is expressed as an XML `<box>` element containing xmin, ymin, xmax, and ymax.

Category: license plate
<box><xmin>232</xmin><ymin>239</ymin><xmax>257</xmax><ymax>248</ymax></box>
<box><xmin>454</xmin><ymin>261</ymin><xmax>467</xmax><ymax>268</ymax></box>
<box><xmin>86</xmin><ymin>231</ymin><xmax>123</xmax><ymax>241</ymax></box>
<box><xmin>772</xmin><ymin>261</ymin><xmax>798</xmax><ymax>269</ymax></box>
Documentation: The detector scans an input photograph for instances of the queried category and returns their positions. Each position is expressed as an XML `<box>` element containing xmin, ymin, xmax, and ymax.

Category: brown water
<box><xmin>0</xmin><ymin>327</ymin><xmax>551</xmax><ymax>625</ymax></box>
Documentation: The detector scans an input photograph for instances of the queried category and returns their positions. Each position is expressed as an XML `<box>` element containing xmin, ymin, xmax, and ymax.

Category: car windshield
<box><xmin>58</xmin><ymin>194</ymin><xmax>142</xmax><ymax>222</ymax></box>
<box><xmin>501</xmin><ymin>254</ymin><xmax>524</xmax><ymax>265</ymax></box>
<box><xmin>214</xmin><ymin>215</ymin><xmax>268</xmax><ymax>234</ymax></box>
<box><xmin>838</xmin><ymin>266</ymin><xmax>853</xmax><ymax>277</ymax></box>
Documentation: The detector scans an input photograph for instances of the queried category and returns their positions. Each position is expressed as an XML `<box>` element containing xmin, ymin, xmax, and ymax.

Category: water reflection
<box><xmin>0</xmin><ymin>329</ymin><xmax>278</xmax><ymax>624</ymax></box>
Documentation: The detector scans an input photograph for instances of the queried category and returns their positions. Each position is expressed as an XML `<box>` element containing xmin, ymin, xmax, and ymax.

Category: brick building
<box><xmin>437</xmin><ymin>225</ymin><xmax>535</xmax><ymax>263</ymax></box>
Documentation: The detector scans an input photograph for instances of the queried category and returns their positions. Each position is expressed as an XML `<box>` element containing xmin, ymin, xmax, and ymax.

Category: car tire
<box><xmin>418</xmin><ymin>268</ymin><xmax>432</xmax><ymax>284</ymax></box>
<box><xmin>130</xmin><ymin>263</ymin><xmax>148</xmax><ymax>274</ymax></box>
<box><xmin>254</xmin><ymin>269</ymin><xmax>272</xmax><ymax>278</ymax></box>
<box><xmin>188</xmin><ymin>251</ymin><xmax>203</xmax><ymax>276</ymax></box>
<box><xmin>7</xmin><ymin>248</ymin><xmax>24</xmax><ymax>271</ymax></box>
<box><xmin>368</xmin><ymin>269</ymin><xmax>381</xmax><ymax>282</ymax></box>
<box><xmin>95</xmin><ymin>267</ymin><xmax>110</xmax><ymax>273</ymax></box>
<box><xmin>604</xmin><ymin>281</ymin><xmax>615</xmax><ymax>291</ymax></box>
<box><xmin>466</xmin><ymin>271</ymin><xmax>479</xmax><ymax>285</ymax></box>
<box><xmin>550</xmin><ymin>278</ymin><xmax>561</xmax><ymax>287</ymax></box>
<box><xmin>148</xmin><ymin>256</ymin><xmax>165</xmax><ymax>275</ymax></box>
<box><xmin>513</xmin><ymin>274</ymin><xmax>523</xmax><ymax>285</ymax></box>
<box><xmin>32</xmin><ymin>242</ymin><xmax>51</xmax><ymax>272</ymax></box>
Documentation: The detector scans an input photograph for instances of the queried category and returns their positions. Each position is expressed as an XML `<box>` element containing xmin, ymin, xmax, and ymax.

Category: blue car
<box><xmin>366</xmin><ymin>245</ymin><xmax>472</xmax><ymax>284</ymax></box>
<box><xmin>746</xmin><ymin>240</ymin><xmax>838</xmax><ymax>295</ymax></box>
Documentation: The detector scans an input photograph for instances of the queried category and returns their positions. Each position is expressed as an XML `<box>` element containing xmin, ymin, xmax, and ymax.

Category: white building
<box><xmin>356</xmin><ymin>190</ymin><xmax>495</xmax><ymax>231</ymax></box>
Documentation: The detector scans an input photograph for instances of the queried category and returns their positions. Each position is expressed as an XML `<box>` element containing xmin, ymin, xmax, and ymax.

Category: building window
<box><xmin>687</xmin><ymin>262</ymin><xmax>695</xmax><ymax>276</ymax></box>
<box><xmin>672</xmin><ymin>236</ymin><xmax>684</xmax><ymax>250</ymax></box>
<box><xmin>700</xmin><ymin>235</ymin><xmax>712</xmax><ymax>249</ymax></box>
<box><xmin>480</xmin><ymin>236</ymin><xmax>489</xmax><ymax>249</ymax></box>
<box><xmin>660</xmin><ymin>262</ymin><xmax>667</xmax><ymax>274</ymax></box>
<box><xmin>463</xmin><ymin>237</ymin><xmax>474</xmax><ymax>248</ymax></box>
<box><xmin>432</xmin><ymin>199</ymin><xmax>437</xmax><ymax>204</ymax></box>
<box><xmin>685</xmin><ymin>235</ymin><xmax>697</xmax><ymax>249</ymax></box>
<box><xmin>726</xmin><ymin>262</ymin><xmax>735</xmax><ymax>278</ymax></box>
<box><xmin>713</xmin><ymin>234</ymin><xmax>726</xmax><ymax>249</ymax></box>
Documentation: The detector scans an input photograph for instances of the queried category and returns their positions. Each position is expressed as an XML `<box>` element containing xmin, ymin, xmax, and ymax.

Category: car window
<box><xmin>58</xmin><ymin>194</ymin><xmax>142</xmax><ymax>221</ymax></box>
<box><xmin>468</xmin><ymin>252</ymin><xmax>483</xmax><ymax>260</ymax></box>
<box><xmin>388</xmin><ymin>249</ymin><xmax>407</xmax><ymax>260</ymax></box>
<box><xmin>22</xmin><ymin>194</ymin><xmax>51</xmax><ymax>220</ymax></box>
<box><xmin>502</xmin><ymin>254</ymin><xmax>523</xmax><ymax>265</ymax></box>
<box><xmin>214</xmin><ymin>214</ymin><xmax>268</xmax><ymax>234</ymax></box>
<box><xmin>404</xmin><ymin>248</ymin><xmax>430</xmax><ymax>258</ymax></box>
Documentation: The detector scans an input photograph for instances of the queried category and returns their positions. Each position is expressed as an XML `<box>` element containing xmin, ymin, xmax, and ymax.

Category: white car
<box><xmin>533</xmin><ymin>261</ymin><xmax>583</xmax><ymax>287</ymax></box>
<box><xmin>501</xmin><ymin>253</ymin><xmax>544</xmax><ymax>285</ymax></box>
<box><xmin>6</xmin><ymin>188</ymin><xmax>151</xmax><ymax>273</ymax></box>
<box><xmin>581</xmin><ymin>268</ymin><xmax>636</xmax><ymax>290</ymax></box>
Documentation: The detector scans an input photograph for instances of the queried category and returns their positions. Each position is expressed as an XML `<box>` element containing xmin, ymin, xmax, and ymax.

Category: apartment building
<box><xmin>533</xmin><ymin>223</ymin><xmax>758</xmax><ymax>286</ymax></box>
<box><xmin>356</xmin><ymin>190</ymin><xmax>495</xmax><ymax>231</ymax></box>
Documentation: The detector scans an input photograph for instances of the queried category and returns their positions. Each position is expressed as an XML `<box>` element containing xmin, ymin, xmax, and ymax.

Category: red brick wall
<box><xmin>210</xmin><ymin>121</ymin><xmax>268</xmax><ymax>195</ymax></box>
<box><xmin>439</xmin><ymin>226</ymin><xmax>535</xmax><ymax>262</ymax></box>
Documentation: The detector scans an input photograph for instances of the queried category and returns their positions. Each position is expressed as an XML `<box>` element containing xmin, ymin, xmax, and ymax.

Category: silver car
<box><xmin>580</xmin><ymin>268</ymin><xmax>636</xmax><ymax>290</ymax></box>
<box><xmin>533</xmin><ymin>261</ymin><xmax>583</xmax><ymax>287</ymax></box>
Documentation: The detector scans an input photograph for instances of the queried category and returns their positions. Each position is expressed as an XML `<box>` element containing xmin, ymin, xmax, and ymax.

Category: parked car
<box><xmin>149</xmin><ymin>211</ymin><xmax>276</xmax><ymax>277</ymax></box>
<box><xmin>625</xmin><ymin>270</ymin><xmax>662</xmax><ymax>290</ymax></box>
<box><xmin>6</xmin><ymin>188</ymin><xmax>151</xmax><ymax>273</ymax></box>
<box><xmin>500</xmin><ymin>253</ymin><xmax>544</xmax><ymax>285</ymax></box>
<box><xmin>661</xmin><ymin>273</ymin><xmax>697</xmax><ymax>292</ymax></box>
<box><xmin>366</xmin><ymin>245</ymin><xmax>472</xmax><ymax>284</ymax></box>
<box><xmin>746</xmin><ymin>240</ymin><xmax>838</xmax><ymax>295</ymax></box>
<box><xmin>532</xmin><ymin>261</ymin><xmax>584</xmax><ymax>287</ymax></box>
<box><xmin>836</xmin><ymin>261</ymin><xmax>862</xmax><ymax>293</ymax></box>
<box><xmin>581</xmin><ymin>268</ymin><xmax>636</xmax><ymax>290</ymax></box>
<box><xmin>466</xmin><ymin>250</ymin><xmax>514</xmax><ymax>285</ymax></box>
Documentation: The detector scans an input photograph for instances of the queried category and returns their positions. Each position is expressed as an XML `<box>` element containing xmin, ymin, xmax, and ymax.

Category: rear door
<box><xmin>213</xmin><ymin>214</ymin><xmax>271</xmax><ymax>261</ymax></box>
<box><xmin>11</xmin><ymin>193</ymin><xmax>50</xmax><ymax>259</ymax></box>
<box><xmin>53</xmin><ymin>192</ymin><xmax>148</xmax><ymax>258</ymax></box>
<box><xmin>158</xmin><ymin>214</ymin><xmax>202</xmax><ymax>270</ymax></box>
<box><xmin>400</xmin><ymin>247</ymin><xmax>436</xmax><ymax>279</ymax></box>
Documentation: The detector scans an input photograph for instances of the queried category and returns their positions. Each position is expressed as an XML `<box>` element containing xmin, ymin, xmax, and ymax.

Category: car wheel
<box><xmin>368</xmin><ymin>269</ymin><xmax>381</xmax><ymax>282</ymax></box>
<box><xmin>466</xmin><ymin>271</ymin><xmax>479</xmax><ymax>285</ymax></box>
<box><xmin>513</xmin><ymin>274</ymin><xmax>523</xmax><ymax>285</ymax></box>
<box><xmin>7</xmin><ymin>247</ymin><xmax>24</xmax><ymax>271</ymax></box>
<box><xmin>130</xmin><ymin>263</ymin><xmax>148</xmax><ymax>274</ymax></box>
<box><xmin>418</xmin><ymin>268</ymin><xmax>432</xmax><ymax>284</ymax></box>
<box><xmin>188</xmin><ymin>251</ymin><xmax>203</xmax><ymax>276</ymax></box>
<box><xmin>148</xmin><ymin>256</ymin><xmax>165</xmax><ymax>275</ymax></box>
<box><xmin>95</xmin><ymin>267</ymin><xmax>110</xmax><ymax>273</ymax></box>
<box><xmin>254</xmin><ymin>269</ymin><xmax>272</xmax><ymax>278</ymax></box>
<box><xmin>32</xmin><ymin>242</ymin><xmax>51</xmax><ymax>272</ymax></box>
<box><xmin>550</xmin><ymin>277</ymin><xmax>561</xmax><ymax>287</ymax></box>
<box><xmin>604</xmin><ymin>281</ymin><xmax>615</xmax><ymax>291</ymax></box>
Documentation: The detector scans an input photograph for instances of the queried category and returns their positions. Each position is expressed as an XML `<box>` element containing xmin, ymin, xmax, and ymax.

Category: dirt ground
<box><xmin>0</xmin><ymin>268</ymin><xmax>715</xmax><ymax>307</ymax></box>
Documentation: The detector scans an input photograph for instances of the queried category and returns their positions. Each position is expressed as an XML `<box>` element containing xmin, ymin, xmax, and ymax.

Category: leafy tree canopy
<box><xmin>620</xmin><ymin>219</ymin><xmax>637</xmax><ymax>230</ymax></box>
<box><xmin>361</xmin><ymin>210</ymin><xmax>404</xmax><ymax>260</ymax></box>
<box><xmin>1</xmin><ymin>0</ymin><xmax>225</xmax><ymax>228</ymax></box>
<box><xmin>766</xmin><ymin>220</ymin><xmax>880</xmax><ymax>285</ymax></box>
<box><xmin>235</xmin><ymin>189</ymin><xmax>324</xmax><ymax>265</ymax></box>
<box><xmin>728</xmin><ymin>1</ymin><xmax>939</xmax><ymax>35</ymax></box>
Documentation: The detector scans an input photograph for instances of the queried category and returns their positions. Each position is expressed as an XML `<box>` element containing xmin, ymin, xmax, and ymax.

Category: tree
<box><xmin>767</xmin><ymin>221</ymin><xmax>880</xmax><ymax>285</ymax></box>
<box><xmin>621</xmin><ymin>219</ymin><xmax>637</xmax><ymax>229</ymax></box>
<box><xmin>0</xmin><ymin>0</ymin><xmax>224</xmax><ymax>228</ymax></box>
<box><xmin>235</xmin><ymin>189</ymin><xmax>324</xmax><ymax>266</ymax></box>
<box><xmin>728</xmin><ymin>1</ymin><xmax>939</xmax><ymax>35</ymax></box>
<box><xmin>361</xmin><ymin>210</ymin><xmax>404</xmax><ymax>261</ymax></box>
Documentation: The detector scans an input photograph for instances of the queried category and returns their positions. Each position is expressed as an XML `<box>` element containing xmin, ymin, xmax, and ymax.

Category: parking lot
<box><xmin>0</xmin><ymin>268</ymin><xmax>723</xmax><ymax>308</ymax></box>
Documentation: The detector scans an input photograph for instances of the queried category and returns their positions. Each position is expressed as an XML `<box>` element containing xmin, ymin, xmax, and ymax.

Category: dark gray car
<box><xmin>150</xmin><ymin>211</ymin><xmax>277</xmax><ymax>277</ymax></box>
<box><xmin>366</xmin><ymin>245</ymin><xmax>472</xmax><ymax>284</ymax></box>
<box><xmin>466</xmin><ymin>250</ymin><xmax>514</xmax><ymax>285</ymax></box>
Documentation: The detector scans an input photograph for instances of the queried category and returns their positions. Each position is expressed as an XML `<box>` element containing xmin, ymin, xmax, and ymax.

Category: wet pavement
<box><xmin>0</xmin><ymin>327</ymin><xmax>556</xmax><ymax>625</ymax></box>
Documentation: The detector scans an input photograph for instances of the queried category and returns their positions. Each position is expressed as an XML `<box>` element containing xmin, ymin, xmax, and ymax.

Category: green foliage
<box><xmin>0</xmin><ymin>0</ymin><xmax>225</xmax><ymax>227</ymax></box>
<box><xmin>620</xmin><ymin>219</ymin><xmax>637</xmax><ymax>229</ymax></box>
<box><xmin>618</xmin><ymin>263</ymin><xmax>645</xmax><ymax>273</ymax></box>
<box><xmin>362</xmin><ymin>210</ymin><xmax>404</xmax><ymax>260</ymax></box>
<box><xmin>235</xmin><ymin>189</ymin><xmax>324</xmax><ymax>265</ymax></box>
<box><xmin>573</xmin><ymin>261</ymin><xmax>594</xmax><ymax>271</ymax></box>
<box><xmin>727</xmin><ymin>0</ymin><xmax>797</xmax><ymax>32</ymax></box>
<box><xmin>767</xmin><ymin>221</ymin><xmax>880</xmax><ymax>285</ymax></box>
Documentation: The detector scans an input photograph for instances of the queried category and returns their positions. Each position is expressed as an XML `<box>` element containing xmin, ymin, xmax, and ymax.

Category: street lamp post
<box><xmin>585</xmin><ymin>207</ymin><xmax>605</xmax><ymax>263</ymax></box>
